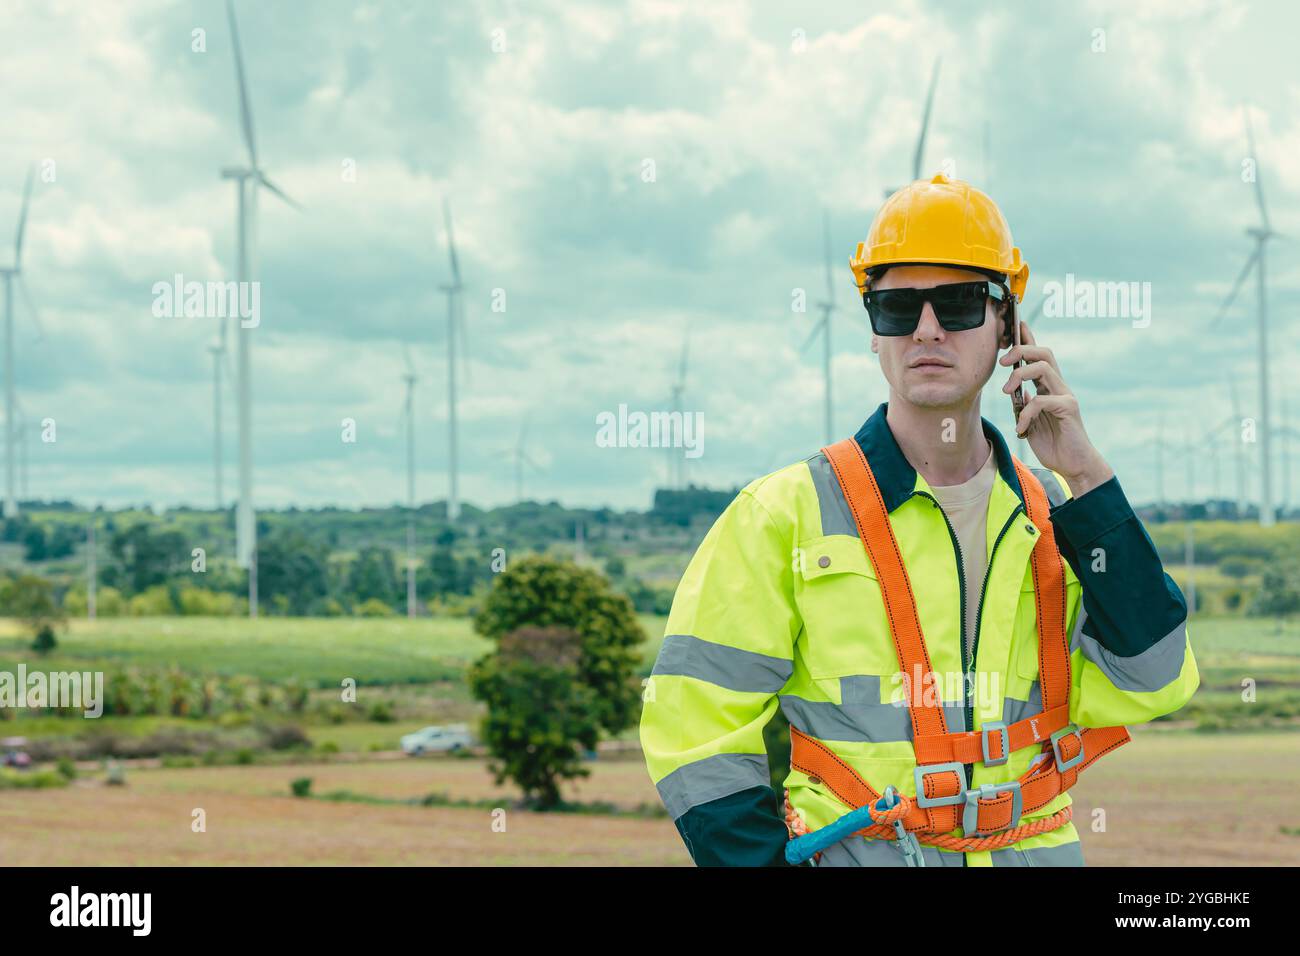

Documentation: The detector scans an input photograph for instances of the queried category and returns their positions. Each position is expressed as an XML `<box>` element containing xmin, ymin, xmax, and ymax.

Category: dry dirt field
<box><xmin>2</xmin><ymin>730</ymin><xmax>1296</xmax><ymax>866</ymax></box>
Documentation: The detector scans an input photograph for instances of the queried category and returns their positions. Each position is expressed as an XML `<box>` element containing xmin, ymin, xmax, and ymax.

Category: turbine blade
<box><xmin>226</xmin><ymin>0</ymin><xmax>258</xmax><ymax>169</ymax></box>
<box><xmin>677</xmin><ymin>329</ymin><xmax>690</xmax><ymax>384</ymax></box>
<box><xmin>14</xmin><ymin>167</ymin><xmax>34</xmax><ymax>268</ymax></box>
<box><xmin>912</xmin><ymin>58</ymin><xmax>941</xmax><ymax>181</ymax></box>
<box><xmin>18</xmin><ymin>277</ymin><xmax>47</xmax><ymax>343</ymax></box>
<box><xmin>403</xmin><ymin>344</ymin><xmax>415</xmax><ymax>377</ymax></box>
<box><xmin>258</xmin><ymin>173</ymin><xmax>300</xmax><ymax>210</ymax></box>
<box><xmin>822</xmin><ymin>210</ymin><xmax>834</xmax><ymax>302</ymax></box>
<box><xmin>1212</xmin><ymin>247</ymin><xmax>1260</xmax><ymax>326</ymax></box>
<box><xmin>800</xmin><ymin>316</ymin><xmax>827</xmax><ymax>354</ymax></box>
<box><xmin>1244</xmin><ymin>108</ymin><xmax>1270</xmax><ymax>232</ymax></box>
<box><xmin>442</xmin><ymin>197</ymin><xmax>461</xmax><ymax>286</ymax></box>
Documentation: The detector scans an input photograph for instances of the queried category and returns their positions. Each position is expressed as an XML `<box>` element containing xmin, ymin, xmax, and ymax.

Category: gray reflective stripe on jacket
<box><xmin>652</xmin><ymin>633</ymin><xmax>793</xmax><ymax>694</ymax></box>
<box><xmin>1072</xmin><ymin>606</ymin><xmax>1188</xmax><ymax>693</ymax></box>
<box><xmin>782</xmin><ymin>675</ymin><xmax>969</xmax><ymax>742</ymax></box>
<box><xmin>653</xmin><ymin>752</ymin><xmax>769</xmax><ymax>820</ymax></box>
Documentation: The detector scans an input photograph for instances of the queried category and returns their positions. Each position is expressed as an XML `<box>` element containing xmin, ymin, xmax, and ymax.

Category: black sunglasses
<box><xmin>863</xmin><ymin>280</ymin><xmax>1007</xmax><ymax>336</ymax></box>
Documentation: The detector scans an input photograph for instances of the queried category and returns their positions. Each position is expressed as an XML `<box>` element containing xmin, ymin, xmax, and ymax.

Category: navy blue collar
<box><xmin>851</xmin><ymin>401</ymin><xmax>1025</xmax><ymax>513</ymax></box>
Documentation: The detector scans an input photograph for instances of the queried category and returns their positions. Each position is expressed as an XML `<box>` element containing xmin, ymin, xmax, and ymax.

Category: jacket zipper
<box><xmin>968</xmin><ymin>504</ymin><xmax>1025</xmax><ymax>761</ymax></box>
<box><xmin>912</xmin><ymin>491</ymin><xmax>967</xmax><ymax>737</ymax></box>
<box><xmin>915</xmin><ymin>491</ymin><xmax>1024</xmax><ymax>791</ymax></box>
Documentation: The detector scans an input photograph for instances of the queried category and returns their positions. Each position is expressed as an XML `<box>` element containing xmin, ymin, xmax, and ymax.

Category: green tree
<box><xmin>347</xmin><ymin>545</ymin><xmax>398</xmax><ymax>606</ymax></box>
<box><xmin>106</xmin><ymin>523</ymin><xmax>187</xmax><ymax>594</ymax></box>
<box><xmin>468</xmin><ymin>624</ymin><xmax>599</xmax><ymax>808</ymax></box>
<box><xmin>256</xmin><ymin>529</ymin><xmax>329</xmax><ymax>615</ymax></box>
<box><xmin>0</xmin><ymin>574</ymin><xmax>67</xmax><ymax>652</ymax></box>
<box><xmin>472</xmin><ymin>555</ymin><xmax>644</xmax><ymax>736</ymax></box>
<box><xmin>1251</xmin><ymin>558</ymin><xmax>1300</xmax><ymax>617</ymax></box>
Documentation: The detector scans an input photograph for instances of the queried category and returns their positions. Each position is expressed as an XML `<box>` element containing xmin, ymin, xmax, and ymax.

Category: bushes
<box><xmin>62</xmin><ymin>586</ymin><xmax>126</xmax><ymax>617</ymax></box>
<box><xmin>0</xmin><ymin>768</ymin><xmax>68</xmax><ymax>790</ymax></box>
<box><xmin>260</xmin><ymin>723</ymin><xmax>311</xmax><ymax>751</ymax></box>
<box><xmin>1251</xmin><ymin>560</ymin><xmax>1300</xmax><ymax>617</ymax></box>
<box><xmin>366</xmin><ymin>701</ymin><xmax>395</xmax><ymax>723</ymax></box>
<box><xmin>176</xmin><ymin>587</ymin><xmax>242</xmax><ymax>616</ymax></box>
<box><xmin>353</xmin><ymin>598</ymin><xmax>396</xmax><ymax>618</ymax></box>
<box><xmin>128</xmin><ymin>585</ymin><xmax>176</xmax><ymax>616</ymax></box>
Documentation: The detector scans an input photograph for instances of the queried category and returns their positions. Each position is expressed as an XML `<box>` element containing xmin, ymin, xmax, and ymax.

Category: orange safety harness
<box><xmin>784</xmin><ymin>437</ymin><xmax>1131</xmax><ymax>858</ymax></box>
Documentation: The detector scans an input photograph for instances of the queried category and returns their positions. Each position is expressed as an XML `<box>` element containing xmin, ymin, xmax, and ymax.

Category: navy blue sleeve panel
<box><xmin>673</xmin><ymin>786</ymin><xmax>804</xmax><ymax>867</ymax></box>
<box><xmin>1047</xmin><ymin>474</ymin><xmax>1189</xmax><ymax>659</ymax></box>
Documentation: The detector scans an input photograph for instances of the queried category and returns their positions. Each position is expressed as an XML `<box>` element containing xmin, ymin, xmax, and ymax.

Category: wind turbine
<box><xmin>1198</xmin><ymin>378</ymin><xmax>1249</xmax><ymax>519</ymax></box>
<box><xmin>1212</xmin><ymin>107</ymin><xmax>1279</xmax><ymax>526</ymax></box>
<box><xmin>801</xmin><ymin>211</ymin><xmax>836</xmax><ymax>444</ymax></box>
<box><xmin>439</xmin><ymin>198</ymin><xmax>468</xmax><ymax>525</ymax></box>
<box><xmin>400</xmin><ymin>347</ymin><xmax>418</xmax><ymax>618</ymax></box>
<box><xmin>222</xmin><ymin>0</ymin><xmax>299</xmax><ymax>616</ymax></box>
<box><xmin>668</xmin><ymin>329</ymin><xmax>690</xmax><ymax>489</ymax></box>
<box><xmin>1</xmin><ymin>168</ymin><xmax>40</xmax><ymax>518</ymax></box>
<box><xmin>883</xmin><ymin>58</ymin><xmax>941</xmax><ymax>198</ymax></box>
<box><xmin>508</xmin><ymin>417</ymin><xmax>545</xmax><ymax>502</ymax></box>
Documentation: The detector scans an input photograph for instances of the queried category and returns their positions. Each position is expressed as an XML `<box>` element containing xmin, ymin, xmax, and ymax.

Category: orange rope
<box><xmin>783</xmin><ymin>790</ymin><xmax>1072</xmax><ymax>855</ymax></box>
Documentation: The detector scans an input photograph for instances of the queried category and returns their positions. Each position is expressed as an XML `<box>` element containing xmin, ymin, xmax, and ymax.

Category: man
<box><xmin>639</xmin><ymin>173</ymin><xmax>1199</xmax><ymax>867</ymax></box>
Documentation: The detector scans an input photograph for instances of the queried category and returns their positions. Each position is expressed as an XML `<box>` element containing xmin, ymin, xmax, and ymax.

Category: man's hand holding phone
<box><xmin>999</xmin><ymin>319</ymin><xmax>1114</xmax><ymax>498</ymax></box>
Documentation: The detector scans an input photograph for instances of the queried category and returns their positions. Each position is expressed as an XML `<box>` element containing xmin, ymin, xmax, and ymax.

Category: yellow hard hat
<box><xmin>849</xmin><ymin>172</ymin><xmax>1029</xmax><ymax>303</ymax></box>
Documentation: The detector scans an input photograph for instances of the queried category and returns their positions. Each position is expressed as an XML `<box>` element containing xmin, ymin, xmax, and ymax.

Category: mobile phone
<box><xmin>1009</xmin><ymin>301</ymin><xmax>1026</xmax><ymax>427</ymax></box>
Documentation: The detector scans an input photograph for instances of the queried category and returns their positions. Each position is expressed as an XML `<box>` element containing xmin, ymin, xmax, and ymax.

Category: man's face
<box><xmin>869</xmin><ymin>264</ymin><xmax>1010</xmax><ymax>409</ymax></box>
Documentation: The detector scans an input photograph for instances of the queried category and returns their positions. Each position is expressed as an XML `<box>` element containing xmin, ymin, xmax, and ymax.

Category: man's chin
<box><xmin>898</xmin><ymin>382</ymin><xmax>972</xmax><ymax>409</ymax></box>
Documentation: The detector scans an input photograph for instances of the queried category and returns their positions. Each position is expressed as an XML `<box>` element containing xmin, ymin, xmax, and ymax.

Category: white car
<box><xmin>401</xmin><ymin>724</ymin><xmax>473</xmax><ymax>756</ymax></box>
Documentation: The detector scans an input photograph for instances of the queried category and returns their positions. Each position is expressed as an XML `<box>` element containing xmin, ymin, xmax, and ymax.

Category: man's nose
<box><xmin>913</xmin><ymin>302</ymin><xmax>945</xmax><ymax>341</ymax></box>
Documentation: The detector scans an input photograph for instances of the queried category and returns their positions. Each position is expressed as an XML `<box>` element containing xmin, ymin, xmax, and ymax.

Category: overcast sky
<box><xmin>2</xmin><ymin>0</ymin><xmax>1298</xmax><ymax>513</ymax></box>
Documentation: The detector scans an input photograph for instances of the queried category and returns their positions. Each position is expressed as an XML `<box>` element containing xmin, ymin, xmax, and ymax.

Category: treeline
<box><xmin>7</xmin><ymin>493</ymin><xmax>732</xmax><ymax>618</ymax></box>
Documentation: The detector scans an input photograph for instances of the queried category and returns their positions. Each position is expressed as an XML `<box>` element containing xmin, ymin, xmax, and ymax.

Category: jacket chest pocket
<box><xmin>794</xmin><ymin>534</ymin><xmax>900</xmax><ymax>678</ymax></box>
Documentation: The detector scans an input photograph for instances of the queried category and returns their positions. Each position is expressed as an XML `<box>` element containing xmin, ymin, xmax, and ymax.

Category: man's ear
<box><xmin>997</xmin><ymin>303</ymin><xmax>1014</xmax><ymax>349</ymax></box>
<box><xmin>870</xmin><ymin>333</ymin><xmax>880</xmax><ymax>354</ymax></box>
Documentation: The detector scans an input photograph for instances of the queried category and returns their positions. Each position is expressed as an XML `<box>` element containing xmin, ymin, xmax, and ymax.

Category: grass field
<box><xmin>0</xmin><ymin>613</ymin><xmax>672</xmax><ymax>682</ymax></box>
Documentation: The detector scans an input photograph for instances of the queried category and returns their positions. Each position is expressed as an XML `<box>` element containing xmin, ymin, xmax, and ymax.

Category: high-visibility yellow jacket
<box><xmin>640</xmin><ymin>402</ymin><xmax>1199</xmax><ymax>867</ymax></box>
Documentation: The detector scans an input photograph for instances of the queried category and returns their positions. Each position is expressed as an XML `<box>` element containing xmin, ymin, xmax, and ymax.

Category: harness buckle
<box><xmin>980</xmin><ymin>720</ymin><xmax>1010</xmax><ymax>767</ymax></box>
<box><xmin>962</xmin><ymin>781</ymin><xmax>1023</xmax><ymax>837</ymax></box>
<box><xmin>913</xmin><ymin>761</ymin><xmax>966</xmax><ymax>808</ymax></box>
<box><xmin>1050</xmin><ymin>723</ymin><xmax>1085</xmax><ymax>773</ymax></box>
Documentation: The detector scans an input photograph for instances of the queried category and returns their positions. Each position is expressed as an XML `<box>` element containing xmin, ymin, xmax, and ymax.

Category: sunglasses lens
<box><xmin>930</xmin><ymin>282</ymin><xmax>989</xmax><ymax>331</ymax></box>
<box><xmin>863</xmin><ymin>282</ymin><xmax>992</xmax><ymax>334</ymax></box>
<box><xmin>865</xmin><ymin>289</ymin><xmax>923</xmax><ymax>335</ymax></box>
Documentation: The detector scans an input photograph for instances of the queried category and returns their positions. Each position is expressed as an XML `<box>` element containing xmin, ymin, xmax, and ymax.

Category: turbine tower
<box><xmin>668</xmin><ymin>330</ymin><xmax>690</xmax><ymax>488</ymax></box>
<box><xmin>439</xmin><ymin>198</ymin><xmax>467</xmax><ymax>524</ymax></box>
<box><xmin>222</xmin><ymin>0</ymin><xmax>299</xmax><ymax>615</ymax></box>
<box><xmin>1213</xmin><ymin>107</ymin><xmax>1278</xmax><ymax>526</ymax></box>
<box><xmin>400</xmin><ymin>348</ymin><xmax>418</xmax><ymax>618</ymax></box>
<box><xmin>1</xmin><ymin>168</ymin><xmax>39</xmax><ymax>518</ymax></box>
<box><xmin>801</xmin><ymin>211</ymin><xmax>836</xmax><ymax>444</ymax></box>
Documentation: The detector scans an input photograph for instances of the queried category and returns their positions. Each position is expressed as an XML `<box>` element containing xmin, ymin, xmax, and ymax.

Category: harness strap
<box><xmin>796</xmin><ymin>437</ymin><xmax>1132</xmax><ymax>845</ymax></box>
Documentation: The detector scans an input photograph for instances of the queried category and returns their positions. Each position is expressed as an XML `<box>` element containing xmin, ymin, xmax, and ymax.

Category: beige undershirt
<box><xmin>927</xmin><ymin>444</ymin><xmax>997</xmax><ymax>663</ymax></box>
